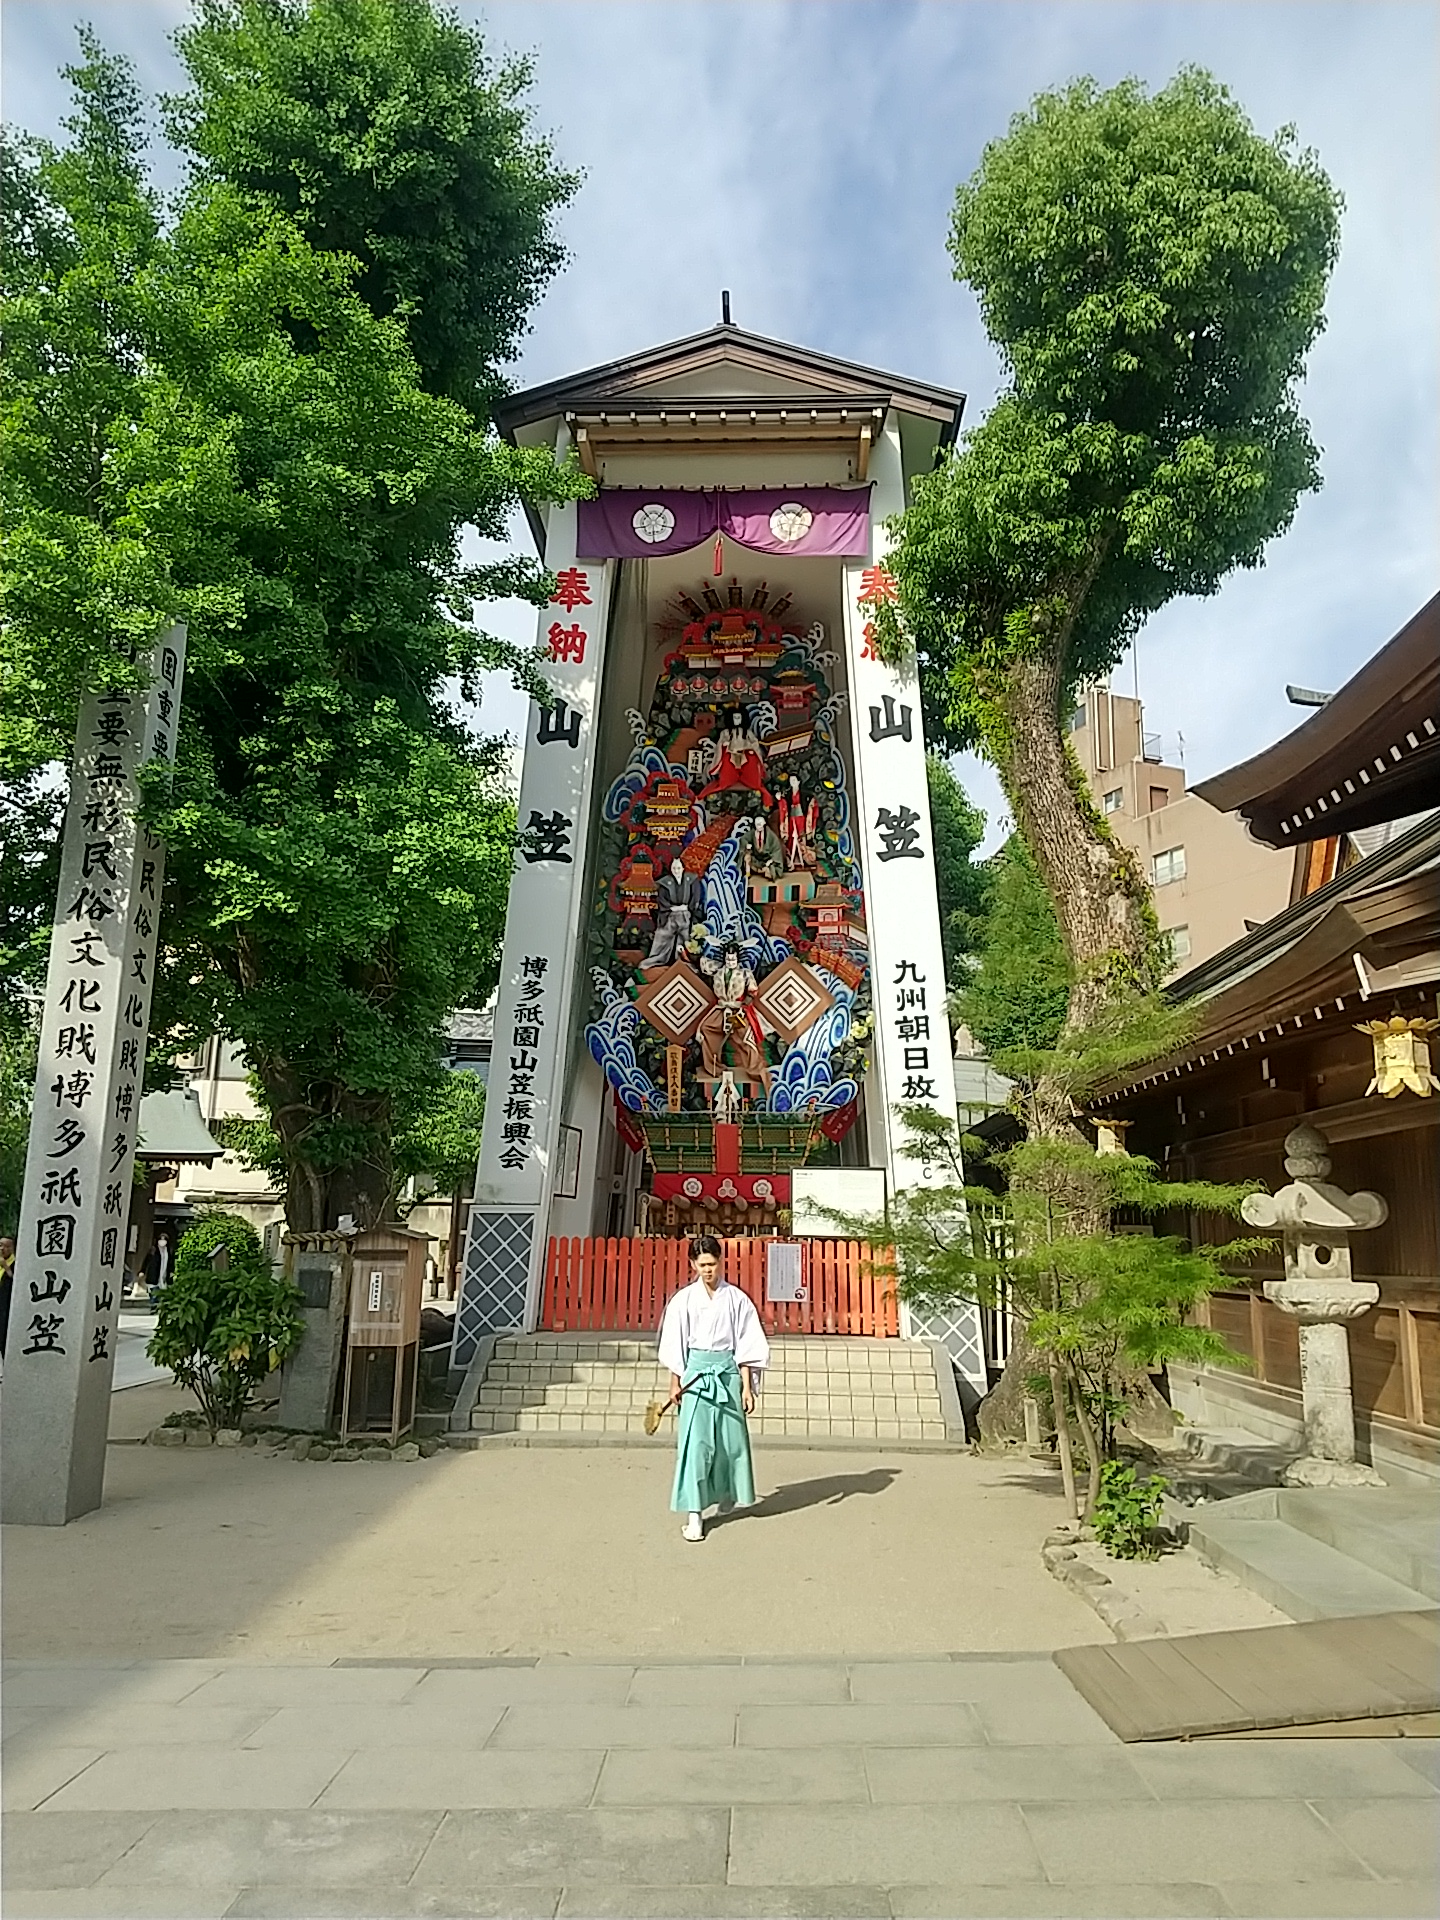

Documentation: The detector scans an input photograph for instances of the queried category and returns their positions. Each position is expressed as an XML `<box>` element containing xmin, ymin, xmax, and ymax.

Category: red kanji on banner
<box><xmin>857</xmin><ymin>564</ymin><xmax>898</xmax><ymax>606</ymax></box>
<box><xmin>860</xmin><ymin>620</ymin><xmax>879</xmax><ymax>662</ymax></box>
<box><xmin>547</xmin><ymin>622</ymin><xmax>587</xmax><ymax>664</ymax></box>
<box><xmin>550</xmin><ymin>568</ymin><xmax>592</xmax><ymax>611</ymax></box>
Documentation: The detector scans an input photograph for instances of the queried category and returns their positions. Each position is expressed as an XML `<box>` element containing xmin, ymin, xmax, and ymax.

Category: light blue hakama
<box><xmin>670</xmin><ymin>1348</ymin><xmax>756</xmax><ymax>1513</ymax></box>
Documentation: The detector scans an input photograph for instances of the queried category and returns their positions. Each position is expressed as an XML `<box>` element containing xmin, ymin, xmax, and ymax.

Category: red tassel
<box><xmin>712</xmin><ymin>534</ymin><xmax>724</xmax><ymax>577</ymax></box>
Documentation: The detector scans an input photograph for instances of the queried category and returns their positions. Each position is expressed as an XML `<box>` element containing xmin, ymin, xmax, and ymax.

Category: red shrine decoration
<box><xmin>586</xmin><ymin>577</ymin><xmax>873</xmax><ymax>1237</ymax></box>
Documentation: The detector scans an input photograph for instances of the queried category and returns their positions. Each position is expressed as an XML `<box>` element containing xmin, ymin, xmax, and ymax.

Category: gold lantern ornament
<box><xmin>1355</xmin><ymin>1014</ymin><xmax>1440</xmax><ymax>1098</ymax></box>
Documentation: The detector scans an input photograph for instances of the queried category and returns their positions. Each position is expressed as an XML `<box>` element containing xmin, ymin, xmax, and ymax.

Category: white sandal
<box><xmin>681</xmin><ymin>1513</ymin><xmax>704</xmax><ymax>1542</ymax></box>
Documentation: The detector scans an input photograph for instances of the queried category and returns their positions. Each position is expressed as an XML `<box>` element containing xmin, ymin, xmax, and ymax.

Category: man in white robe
<box><xmin>657</xmin><ymin>1240</ymin><xmax>769</xmax><ymax>1540</ymax></box>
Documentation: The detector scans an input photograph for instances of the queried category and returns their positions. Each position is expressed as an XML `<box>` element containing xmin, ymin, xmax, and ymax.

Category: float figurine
<box><xmin>699</xmin><ymin>708</ymin><xmax>772</xmax><ymax>807</ymax></box>
<box><xmin>697</xmin><ymin>942</ymin><xmax>771</xmax><ymax>1093</ymax></box>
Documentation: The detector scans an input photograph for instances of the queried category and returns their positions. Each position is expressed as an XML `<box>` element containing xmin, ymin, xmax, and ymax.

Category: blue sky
<box><xmin>6</xmin><ymin>0</ymin><xmax>1436</xmax><ymax>848</ymax></box>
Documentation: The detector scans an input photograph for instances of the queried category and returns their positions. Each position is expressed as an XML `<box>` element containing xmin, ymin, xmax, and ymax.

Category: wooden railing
<box><xmin>541</xmin><ymin>1236</ymin><xmax>898</xmax><ymax>1337</ymax></box>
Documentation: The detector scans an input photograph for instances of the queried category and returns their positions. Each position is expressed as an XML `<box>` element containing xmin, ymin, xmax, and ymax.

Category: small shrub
<box><xmin>1091</xmin><ymin>1460</ymin><xmax>1167</xmax><ymax>1560</ymax></box>
<box><xmin>147</xmin><ymin>1212</ymin><xmax>304</xmax><ymax>1434</ymax></box>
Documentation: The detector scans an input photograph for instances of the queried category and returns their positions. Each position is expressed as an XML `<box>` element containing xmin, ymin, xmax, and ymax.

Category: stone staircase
<box><xmin>466</xmin><ymin>1333</ymin><xmax>958</xmax><ymax>1446</ymax></box>
<box><xmin>1187</xmin><ymin>1485</ymin><xmax>1438</xmax><ymax>1621</ymax></box>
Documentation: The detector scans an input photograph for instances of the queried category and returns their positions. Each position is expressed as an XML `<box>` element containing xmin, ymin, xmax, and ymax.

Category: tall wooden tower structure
<box><xmin>452</xmin><ymin>322</ymin><xmax>986</xmax><ymax>1395</ymax></box>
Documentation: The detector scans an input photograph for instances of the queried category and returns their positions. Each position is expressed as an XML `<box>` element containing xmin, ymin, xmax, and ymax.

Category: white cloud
<box><xmin>7</xmin><ymin>0</ymin><xmax>1435</xmax><ymax>847</ymax></box>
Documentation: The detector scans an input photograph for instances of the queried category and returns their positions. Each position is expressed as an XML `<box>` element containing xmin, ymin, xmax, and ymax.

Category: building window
<box><xmin>1152</xmin><ymin>846</ymin><xmax>1186</xmax><ymax>886</ymax></box>
<box><xmin>1102</xmin><ymin>788</ymin><xmax>1123</xmax><ymax>814</ymax></box>
<box><xmin>1149</xmin><ymin>786</ymin><xmax>1169</xmax><ymax>812</ymax></box>
<box><xmin>1170</xmin><ymin>925</ymin><xmax>1192</xmax><ymax>961</ymax></box>
<box><xmin>1069</xmin><ymin>705</ymin><xmax>1086</xmax><ymax>732</ymax></box>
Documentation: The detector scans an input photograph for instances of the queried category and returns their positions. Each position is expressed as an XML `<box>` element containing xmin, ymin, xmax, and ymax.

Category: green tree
<box><xmin>835</xmin><ymin>1002</ymin><xmax>1263</xmax><ymax>1519</ymax></box>
<box><xmin>3</xmin><ymin>19</ymin><xmax>581</xmax><ymax>1232</ymax></box>
<box><xmin>877</xmin><ymin>69</ymin><xmax>1340</xmax><ymax>1087</ymax></box>
<box><xmin>147</xmin><ymin>1210</ymin><xmax>304</xmax><ymax>1432</ymax></box>
<box><xmin>0</xmin><ymin>773</ymin><xmax>63</xmax><ymax>1033</ymax></box>
<box><xmin>925</xmin><ymin>753</ymin><xmax>989</xmax><ymax>991</ymax></box>
<box><xmin>166</xmin><ymin>0</ymin><xmax>575</xmax><ymax>414</ymax></box>
<box><xmin>958</xmin><ymin>836</ymin><xmax>1069</xmax><ymax>1058</ymax></box>
<box><xmin>394</xmin><ymin>1068</ymin><xmax>485</xmax><ymax>1204</ymax></box>
<box><xmin>0</xmin><ymin>1024</ymin><xmax>36</xmax><ymax>1236</ymax></box>
<box><xmin>872</xmin><ymin>71</ymin><xmax>1334</xmax><ymax>1440</ymax></box>
<box><xmin>219</xmin><ymin>1063</ymin><xmax>485</xmax><ymax>1209</ymax></box>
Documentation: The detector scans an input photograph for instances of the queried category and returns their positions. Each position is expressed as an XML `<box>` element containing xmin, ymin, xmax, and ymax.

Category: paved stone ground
<box><xmin>2</xmin><ymin>1400</ymin><xmax>1112</xmax><ymax>1661</ymax></box>
<box><xmin>3</xmin><ymin>1656</ymin><xmax>1436</xmax><ymax>1918</ymax></box>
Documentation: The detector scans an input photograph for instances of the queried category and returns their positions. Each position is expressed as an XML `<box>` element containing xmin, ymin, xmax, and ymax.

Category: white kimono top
<box><xmin>658</xmin><ymin>1279</ymin><xmax>770</xmax><ymax>1378</ymax></box>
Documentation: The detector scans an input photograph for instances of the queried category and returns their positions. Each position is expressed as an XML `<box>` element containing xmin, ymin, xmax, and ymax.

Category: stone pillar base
<box><xmin>1283</xmin><ymin>1455</ymin><xmax>1386</xmax><ymax>1489</ymax></box>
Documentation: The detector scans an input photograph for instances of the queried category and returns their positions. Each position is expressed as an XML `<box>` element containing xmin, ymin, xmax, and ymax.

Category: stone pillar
<box><xmin>2</xmin><ymin>628</ymin><xmax>185</xmax><ymax>1525</ymax></box>
<box><xmin>276</xmin><ymin>1232</ymin><xmax>353</xmax><ymax>1432</ymax></box>
<box><xmin>1242</xmin><ymin>1123</ymin><xmax>1387</xmax><ymax>1488</ymax></box>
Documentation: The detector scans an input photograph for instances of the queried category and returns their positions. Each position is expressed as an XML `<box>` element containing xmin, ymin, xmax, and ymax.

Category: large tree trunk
<box><xmin>1001</xmin><ymin>650</ymin><xmax>1155</xmax><ymax>1033</ymax></box>
<box><xmin>257</xmin><ymin>1056</ymin><xmax>395</xmax><ymax>1236</ymax></box>
<box><xmin>234</xmin><ymin>931</ymin><xmax>397</xmax><ymax>1236</ymax></box>
<box><xmin>977</xmin><ymin>643</ymin><xmax>1158</xmax><ymax>1444</ymax></box>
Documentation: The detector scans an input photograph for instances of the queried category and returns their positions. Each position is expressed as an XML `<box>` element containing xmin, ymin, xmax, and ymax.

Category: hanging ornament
<box><xmin>1355</xmin><ymin>1014</ymin><xmax>1440</xmax><ymax>1097</ymax></box>
<box><xmin>712</xmin><ymin>534</ymin><xmax>724</xmax><ymax>577</ymax></box>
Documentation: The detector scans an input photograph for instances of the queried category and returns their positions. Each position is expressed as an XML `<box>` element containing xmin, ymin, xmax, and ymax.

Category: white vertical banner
<box><xmin>842</xmin><ymin>426</ymin><xmax>961</xmax><ymax>1173</ymax></box>
<box><xmin>455</xmin><ymin>492</ymin><xmax>614</xmax><ymax>1357</ymax></box>
<box><xmin>842</xmin><ymin>425</ymin><xmax>986</xmax><ymax>1391</ymax></box>
<box><xmin>2</xmin><ymin>626</ymin><xmax>186</xmax><ymax>1525</ymax></box>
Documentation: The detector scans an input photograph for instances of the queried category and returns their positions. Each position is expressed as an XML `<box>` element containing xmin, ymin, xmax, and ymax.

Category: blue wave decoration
<box><xmin>766</xmin><ymin>968</ymin><xmax>857</xmax><ymax>1113</ymax></box>
<box><xmin>583</xmin><ymin>968</ymin><xmax>662</xmax><ymax>1111</ymax></box>
<box><xmin>601</xmin><ymin>742</ymin><xmax>675</xmax><ymax>826</ymax></box>
<box><xmin>697</xmin><ymin>831</ymin><xmax>785</xmax><ymax>967</ymax></box>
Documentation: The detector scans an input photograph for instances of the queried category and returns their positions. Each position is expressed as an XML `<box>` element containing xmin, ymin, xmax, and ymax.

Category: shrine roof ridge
<box><xmin>1193</xmin><ymin>589</ymin><xmax>1440</xmax><ymax>846</ymax></box>
<box><xmin>1092</xmin><ymin>808</ymin><xmax>1440</xmax><ymax>1102</ymax></box>
<box><xmin>492</xmin><ymin>323</ymin><xmax>967</xmax><ymax>438</ymax></box>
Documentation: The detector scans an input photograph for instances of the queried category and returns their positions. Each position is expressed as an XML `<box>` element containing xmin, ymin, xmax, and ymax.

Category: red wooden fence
<box><xmin>540</xmin><ymin>1237</ymin><xmax>898</xmax><ymax>1337</ymax></box>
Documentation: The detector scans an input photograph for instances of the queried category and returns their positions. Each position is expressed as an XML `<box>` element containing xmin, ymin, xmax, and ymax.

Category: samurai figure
<box><xmin>697</xmin><ymin>942</ymin><xmax>771</xmax><ymax>1091</ymax></box>
<box><xmin>645</xmin><ymin>855</ymin><xmax>705</xmax><ymax>967</ymax></box>
<box><xmin>742</xmin><ymin>812</ymin><xmax>785</xmax><ymax>883</ymax></box>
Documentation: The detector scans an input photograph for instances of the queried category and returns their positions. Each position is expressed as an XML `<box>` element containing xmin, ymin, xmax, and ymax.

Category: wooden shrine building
<box><xmin>1094</xmin><ymin>592</ymin><xmax>1440</xmax><ymax>1481</ymax></box>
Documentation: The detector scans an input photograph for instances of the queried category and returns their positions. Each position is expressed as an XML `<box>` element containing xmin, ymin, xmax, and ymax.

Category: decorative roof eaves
<box><xmin>493</xmin><ymin>324</ymin><xmax>966</xmax><ymax>441</ymax></box>
<box><xmin>1091</xmin><ymin>810</ymin><xmax>1440</xmax><ymax>1102</ymax></box>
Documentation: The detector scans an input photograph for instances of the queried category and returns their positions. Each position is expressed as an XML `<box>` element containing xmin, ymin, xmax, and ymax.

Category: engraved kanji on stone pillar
<box><xmin>2</xmin><ymin>627</ymin><xmax>186</xmax><ymax>1526</ymax></box>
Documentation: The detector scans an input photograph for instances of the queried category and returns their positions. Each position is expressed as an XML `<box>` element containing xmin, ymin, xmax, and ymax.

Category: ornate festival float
<box><xmin>451</xmin><ymin>318</ymin><xmax>986</xmax><ymax>1389</ymax></box>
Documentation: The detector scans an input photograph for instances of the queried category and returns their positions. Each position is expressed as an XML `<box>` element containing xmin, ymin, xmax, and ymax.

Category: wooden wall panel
<box><xmin>1326</xmin><ymin>1129</ymin><xmax>1440</xmax><ymax>1282</ymax></box>
<box><xmin>1259</xmin><ymin>1303</ymin><xmax>1301</xmax><ymax>1391</ymax></box>
<box><xmin>1208</xmin><ymin>1293</ymin><xmax>1255</xmax><ymax>1362</ymax></box>
<box><xmin>1348</xmin><ymin>1308</ymin><xmax>1409</xmax><ymax>1422</ymax></box>
<box><xmin>1415</xmin><ymin>1310</ymin><xmax>1440</xmax><ymax>1431</ymax></box>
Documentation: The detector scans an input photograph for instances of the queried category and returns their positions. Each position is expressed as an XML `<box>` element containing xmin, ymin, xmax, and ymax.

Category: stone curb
<box><xmin>443</xmin><ymin>1430</ymin><xmax>967</xmax><ymax>1454</ymax></box>
<box><xmin>144</xmin><ymin>1427</ymin><xmax>437</xmax><ymax>1462</ymax></box>
<box><xmin>926</xmin><ymin>1339</ymin><xmax>970</xmax><ymax>1443</ymax></box>
<box><xmin>1041</xmin><ymin>1536</ymin><xmax>1166</xmax><ymax>1641</ymax></box>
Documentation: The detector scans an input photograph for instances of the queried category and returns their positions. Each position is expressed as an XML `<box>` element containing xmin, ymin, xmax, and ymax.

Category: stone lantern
<box><xmin>1242</xmin><ymin>1123</ymin><xmax>1388</xmax><ymax>1487</ymax></box>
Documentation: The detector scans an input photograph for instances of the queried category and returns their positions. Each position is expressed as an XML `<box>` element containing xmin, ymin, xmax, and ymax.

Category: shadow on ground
<box><xmin>716</xmin><ymin>1468</ymin><xmax>901</xmax><ymax>1522</ymax></box>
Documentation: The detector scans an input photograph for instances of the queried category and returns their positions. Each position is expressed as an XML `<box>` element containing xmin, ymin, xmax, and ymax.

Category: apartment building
<box><xmin>1069</xmin><ymin>686</ymin><xmax>1294</xmax><ymax>973</ymax></box>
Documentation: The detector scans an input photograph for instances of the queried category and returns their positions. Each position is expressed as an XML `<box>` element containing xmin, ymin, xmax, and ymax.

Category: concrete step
<box><xmin>1278</xmin><ymin>1488</ymin><xmax>1440</xmax><ymax>1603</ymax></box>
<box><xmin>1188</xmin><ymin>1490</ymin><xmax>1436</xmax><ymax>1622</ymax></box>
<box><xmin>475</xmin><ymin>1385</ymin><xmax>942</xmax><ymax>1409</ymax></box>
<box><xmin>494</xmin><ymin>1335</ymin><xmax>932</xmax><ymax>1369</ymax></box>
<box><xmin>471</xmin><ymin>1407</ymin><xmax>950</xmax><ymax>1440</ymax></box>
<box><xmin>1167</xmin><ymin>1423</ymin><xmax>1298</xmax><ymax>1488</ymax></box>
<box><xmin>467</xmin><ymin>1333</ymin><xmax>958</xmax><ymax>1445</ymax></box>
